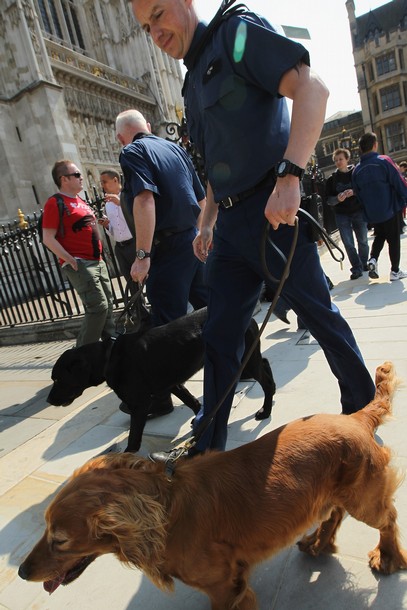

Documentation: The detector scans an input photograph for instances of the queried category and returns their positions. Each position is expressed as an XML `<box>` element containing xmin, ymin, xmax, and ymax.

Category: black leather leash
<box><xmin>297</xmin><ymin>208</ymin><xmax>345</xmax><ymax>264</ymax></box>
<box><xmin>161</xmin><ymin>217</ymin><xmax>299</xmax><ymax>478</ymax></box>
<box><xmin>115</xmin><ymin>279</ymin><xmax>148</xmax><ymax>335</ymax></box>
<box><xmin>103</xmin><ymin>280</ymin><xmax>148</xmax><ymax>379</ymax></box>
<box><xmin>159</xmin><ymin>210</ymin><xmax>345</xmax><ymax>479</ymax></box>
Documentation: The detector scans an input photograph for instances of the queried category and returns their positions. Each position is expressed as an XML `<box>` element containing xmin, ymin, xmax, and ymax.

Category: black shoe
<box><xmin>273</xmin><ymin>302</ymin><xmax>290</xmax><ymax>324</ymax></box>
<box><xmin>149</xmin><ymin>448</ymin><xmax>187</xmax><ymax>463</ymax></box>
<box><xmin>274</xmin><ymin>310</ymin><xmax>290</xmax><ymax>324</ymax></box>
<box><xmin>297</xmin><ymin>317</ymin><xmax>308</xmax><ymax>330</ymax></box>
<box><xmin>350</xmin><ymin>270</ymin><xmax>363</xmax><ymax>280</ymax></box>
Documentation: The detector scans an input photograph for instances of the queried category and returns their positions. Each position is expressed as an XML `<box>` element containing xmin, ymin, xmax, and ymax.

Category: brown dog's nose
<box><xmin>18</xmin><ymin>563</ymin><xmax>29</xmax><ymax>580</ymax></box>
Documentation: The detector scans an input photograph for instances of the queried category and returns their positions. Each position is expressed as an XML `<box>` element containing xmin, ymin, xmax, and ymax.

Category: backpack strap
<box><xmin>52</xmin><ymin>193</ymin><xmax>66</xmax><ymax>238</ymax></box>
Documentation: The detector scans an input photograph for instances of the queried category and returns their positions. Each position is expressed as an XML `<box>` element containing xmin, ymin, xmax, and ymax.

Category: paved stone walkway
<box><xmin>1</xmin><ymin>233</ymin><xmax>407</xmax><ymax>609</ymax></box>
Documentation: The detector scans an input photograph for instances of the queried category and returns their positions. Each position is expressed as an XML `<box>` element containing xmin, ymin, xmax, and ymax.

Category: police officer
<box><xmin>130</xmin><ymin>0</ymin><xmax>375</xmax><ymax>455</ymax></box>
<box><xmin>115</xmin><ymin>109</ymin><xmax>207</xmax><ymax>326</ymax></box>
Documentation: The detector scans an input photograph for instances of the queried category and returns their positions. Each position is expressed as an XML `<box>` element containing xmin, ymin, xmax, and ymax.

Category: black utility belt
<box><xmin>153</xmin><ymin>227</ymin><xmax>191</xmax><ymax>246</ymax></box>
<box><xmin>217</xmin><ymin>172</ymin><xmax>275</xmax><ymax>210</ymax></box>
<box><xmin>116</xmin><ymin>238</ymin><xmax>134</xmax><ymax>247</ymax></box>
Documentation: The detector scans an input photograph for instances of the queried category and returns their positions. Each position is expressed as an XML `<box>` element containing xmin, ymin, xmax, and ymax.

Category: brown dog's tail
<box><xmin>354</xmin><ymin>361</ymin><xmax>399</xmax><ymax>431</ymax></box>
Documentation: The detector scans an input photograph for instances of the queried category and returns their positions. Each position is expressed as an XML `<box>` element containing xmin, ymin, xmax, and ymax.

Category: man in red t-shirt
<box><xmin>42</xmin><ymin>159</ymin><xmax>115</xmax><ymax>346</ymax></box>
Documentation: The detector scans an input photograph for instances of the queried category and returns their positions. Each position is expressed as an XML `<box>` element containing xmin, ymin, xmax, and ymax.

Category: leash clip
<box><xmin>163</xmin><ymin>444</ymin><xmax>192</xmax><ymax>481</ymax></box>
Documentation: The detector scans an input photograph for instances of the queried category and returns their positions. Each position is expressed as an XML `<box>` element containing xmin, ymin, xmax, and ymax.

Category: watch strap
<box><xmin>136</xmin><ymin>249</ymin><xmax>151</xmax><ymax>260</ymax></box>
<box><xmin>276</xmin><ymin>159</ymin><xmax>305</xmax><ymax>180</ymax></box>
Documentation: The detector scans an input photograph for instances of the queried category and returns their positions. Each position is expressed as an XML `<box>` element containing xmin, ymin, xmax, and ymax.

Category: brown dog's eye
<box><xmin>52</xmin><ymin>539</ymin><xmax>68</xmax><ymax>549</ymax></box>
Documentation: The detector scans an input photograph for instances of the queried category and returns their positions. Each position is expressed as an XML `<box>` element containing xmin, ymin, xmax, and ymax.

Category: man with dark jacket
<box><xmin>326</xmin><ymin>148</ymin><xmax>368</xmax><ymax>280</ymax></box>
<box><xmin>352</xmin><ymin>132</ymin><xmax>407</xmax><ymax>281</ymax></box>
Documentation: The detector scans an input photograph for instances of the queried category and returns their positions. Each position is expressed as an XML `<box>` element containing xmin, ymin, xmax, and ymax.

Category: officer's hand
<box><xmin>264</xmin><ymin>178</ymin><xmax>301</xmax><ymax>230</ymax></box>
<box><xmin>131</xmin><ymin>258</ymin><xmax>150</xmax><ymax>283</ymax></box>
<box><xmin>193</xmin><ymin>227</ymin><xmax>213</xmax><ymax>262</ymax></box>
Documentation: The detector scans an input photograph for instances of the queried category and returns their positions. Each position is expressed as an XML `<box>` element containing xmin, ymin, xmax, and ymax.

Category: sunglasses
<box><xmin>64</xmin><ymin>172</ymin><xmax>82</xmax><ymax>178</ymax></box>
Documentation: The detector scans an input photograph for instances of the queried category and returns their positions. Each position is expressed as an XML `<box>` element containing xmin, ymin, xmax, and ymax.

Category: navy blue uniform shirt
<box><xmin>119</xmin><ymin>134</ymin><xmax>205</xmax><ymax>232</ymax></box>
<box><xmin>183</xmin><ymin>13</ymin><xmax>309</xmax><ymax>202</ymax></box>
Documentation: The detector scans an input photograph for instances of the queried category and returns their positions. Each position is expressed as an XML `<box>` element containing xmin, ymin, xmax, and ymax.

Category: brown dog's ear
<box><xmin>73</xmin><ymin>453</ymin><xmax>150</xmax><ymax>478</ymax></box>
<box><xmin>89</xmin><ymin>476</ymin><xmax>173</xmax><ymax>592</ymax></box>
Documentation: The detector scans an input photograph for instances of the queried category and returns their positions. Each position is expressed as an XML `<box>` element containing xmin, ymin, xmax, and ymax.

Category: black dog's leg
<box><xmin>171</xmin><ymin>383</ymin><xmax>201</xmax><ymax>415</ymax></box>
<box><xmin>241</xmin><ymin>320</ymin><xmax>276</xmax><ymax>421</ymax></box>
<box><xmin>254</xmin><ymin>357</ymin><xmax>276</xmax><ymax>420</ymax></box>
<box><xmin>124</xmin><ymin>403</ymin><xmax>149</xmax><ymax>453</ymax></box>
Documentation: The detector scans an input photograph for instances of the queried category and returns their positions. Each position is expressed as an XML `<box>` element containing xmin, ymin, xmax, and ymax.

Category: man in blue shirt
<box><xmin>116</xmin><ymin>109</ymin><xmax>207</xmax><ymax>325</ymax></box>
<box><xmin>352</xmin><ymin>132</ymin><xmax>407</xmax><ymax>282</ymax></box>
<box><xmin>130</xmin><ymin>0</ymin><xmax>375</xmax><ymax>454</ymax></box>
<box><xmin>116</xmin><ymin>108</ymin><xmax>207</xmax><ymax>419</ymax></box>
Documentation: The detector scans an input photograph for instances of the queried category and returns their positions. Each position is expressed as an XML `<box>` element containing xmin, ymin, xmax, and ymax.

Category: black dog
<box><xmin>48</xmin><ymin>308</ymin><xmax>276</xmax><ymax>452</ymax></box>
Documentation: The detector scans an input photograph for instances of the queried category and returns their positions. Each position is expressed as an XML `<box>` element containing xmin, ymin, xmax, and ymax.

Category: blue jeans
<box><xmin>335</xmin><ymin>211</ymin><xmax>369</xmax><ymax>273</ymax></box>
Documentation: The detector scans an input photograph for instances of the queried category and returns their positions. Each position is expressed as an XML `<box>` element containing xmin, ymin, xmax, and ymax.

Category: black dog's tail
<box><xmin>353</xmin><ymin>362</ymin><xmax>399</xmax><ymax>431</ymax></box>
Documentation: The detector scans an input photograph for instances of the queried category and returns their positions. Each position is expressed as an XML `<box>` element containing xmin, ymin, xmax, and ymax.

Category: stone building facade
<box><xmin>0</xmin><ymin>0</ymin><xmax>184</xmax><ymax>223</ymax></box>
<box><xmin>346</xmin><ymin>0</ymin><xmax>407</xmax><ymax>161</ymax></box>
<box><xmin>316</xmin><ymin>110</ymin><xmax>365</xmax><ymax>175</ymax></box>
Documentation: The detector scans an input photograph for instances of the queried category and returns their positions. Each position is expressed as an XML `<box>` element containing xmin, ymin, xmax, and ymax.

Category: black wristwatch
<box><xmin>136</xmin><ymin>249</ymin><xmax>151</xmax><ymax>260</ymax></box>
<box><xmin>275</xmin><ymin>159</ymin><xmax>305</xmax><ymax>181</ymax></box>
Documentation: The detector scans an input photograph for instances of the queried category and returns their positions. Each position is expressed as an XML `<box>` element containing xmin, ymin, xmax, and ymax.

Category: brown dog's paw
<box><xmin>297</xmin><ymin>531</ymin><xmax>319</xmax><ymax>556</ymax></box>
<box><xmin>297</xmin><ymin>532</ymin><xmax>337</xmax><ymax>557</ymax></box>
<box><xmin>368</xmin><ymin>547</ymin><xmax>407</xmax><ymax>574</ymax></box>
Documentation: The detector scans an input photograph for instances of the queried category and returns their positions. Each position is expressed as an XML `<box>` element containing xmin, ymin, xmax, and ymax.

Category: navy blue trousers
<box><xmin>146</xmin><ymin>227</ymin><xmax>207</xmax><ymax>326</ymax></box>
<box><xmin>193</xmin><ymin>188</ymin><xmax>375</xmax><ymax>452</ymax></box>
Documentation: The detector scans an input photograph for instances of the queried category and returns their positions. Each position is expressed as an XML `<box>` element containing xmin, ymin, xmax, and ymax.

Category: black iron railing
<box><xmin>0</xmin><ymin>212</ymin><xmax>127</xmax><ymax>329</ymax></box>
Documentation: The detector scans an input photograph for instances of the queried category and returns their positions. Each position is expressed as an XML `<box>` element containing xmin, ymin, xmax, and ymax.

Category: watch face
<box><xmin>136</xmin><ymin>249</ymin><xmax>145</xmax><ymax>259</ymax></box>
<box><xmin>278</xmin><ymin>161</ymin><xmax>287</xmax><ymax>174</ymax></box>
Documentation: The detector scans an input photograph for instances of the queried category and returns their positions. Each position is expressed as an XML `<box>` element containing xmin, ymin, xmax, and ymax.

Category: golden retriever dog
<box><xmin>19</xmin><ymin>362</ymin><xmax>407</xmax><ymax>610</ymax></box>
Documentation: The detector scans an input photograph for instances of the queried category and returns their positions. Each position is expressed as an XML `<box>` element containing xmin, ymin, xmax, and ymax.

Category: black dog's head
<box><xmin>48</xmin><ymin>343</ymin><xmax>106</xmax><ymax>406</ymax></box>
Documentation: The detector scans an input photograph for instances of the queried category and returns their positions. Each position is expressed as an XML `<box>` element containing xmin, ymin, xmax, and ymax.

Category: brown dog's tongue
<box><xmin>43</xmin><ymin>575</ymin><xmax>64</xmax><ymax>594</ymax></box>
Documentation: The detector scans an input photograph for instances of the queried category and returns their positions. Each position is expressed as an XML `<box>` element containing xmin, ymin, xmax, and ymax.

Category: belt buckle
<box><xmin>223</xmin><ymin>196</ymin><xmax>233</xmax><ymax>209</ymax></box>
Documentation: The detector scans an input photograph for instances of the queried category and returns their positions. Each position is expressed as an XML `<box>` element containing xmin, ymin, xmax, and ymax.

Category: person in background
<box><xmin>115</xmin><ymin>108</ymin><xmax>207</xmax><ymax>418</ymax></box>
<box><xmin>116</xmin><ymin>109</ymin><xmax>207</xmax><ymax>326</ymax></box>
<box><xmin>42</xmin><ymin>160</ymin><xmax>115</xmax><ymax>347</ymax></box>
<box><xmin>130</xmin><ymin>0</ymin><xmax>375</xmax><ymax>459</ymax></box>
<box><xmin>398</xmin><ymin>161</ymin><xmax>407</xmax><ymax>232</ymax></box>
<box><xmin>352</xmin><ymin>132</ymin><xmax>407</xmax><ymax>282</ymax></box>
<box><xmin>399</xmin><ymin>161</ymin><xmax>407</xmax><ymax>180</ymax></box>
<box><xmin>326</xmin><ymin>148</ymin><xmax>369</xmax><ymax>280</ymax></box>
<box><xmin>99</xmin><ymin>169</ymin><xmax>137</xmax><ymax>295</ymax></box>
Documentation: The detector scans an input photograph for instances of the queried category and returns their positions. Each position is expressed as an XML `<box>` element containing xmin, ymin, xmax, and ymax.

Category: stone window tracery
<box><xmin>35</xmin><ymin>0</ymin><xmax>85</xmax><ymax>51</ymax></box>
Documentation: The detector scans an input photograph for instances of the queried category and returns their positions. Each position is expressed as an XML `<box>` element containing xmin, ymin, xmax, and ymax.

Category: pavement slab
<box><xmin>0</xmin><ymin>232</ymin><xmax>407</xmax><ymax>609</ymax></box>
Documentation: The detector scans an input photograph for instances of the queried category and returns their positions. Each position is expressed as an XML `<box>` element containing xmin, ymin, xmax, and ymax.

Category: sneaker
<box><xmin>367</xmin><ymin>258</ymin><xmax>379</xmax><ymax>279</ymax></box>
<box><xmin>390</xmin><ymin>269</ymin><xmax>407</xmax><ymax>281</ymax></box>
